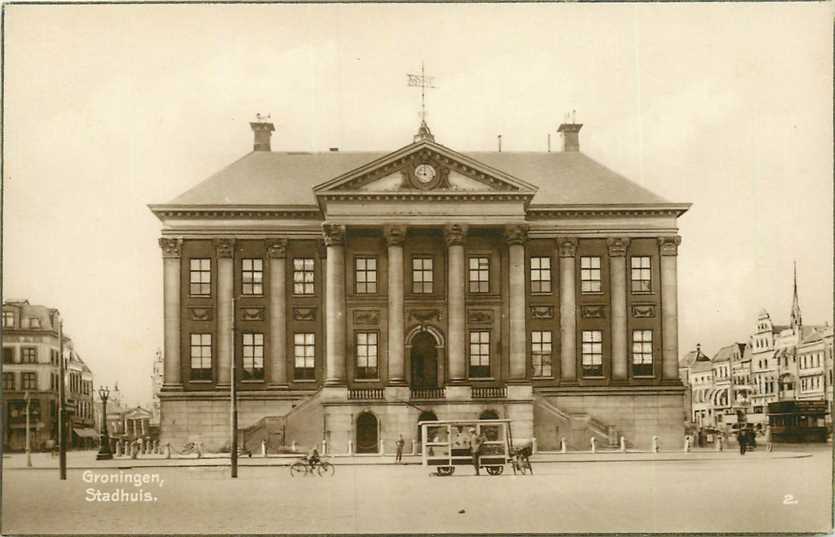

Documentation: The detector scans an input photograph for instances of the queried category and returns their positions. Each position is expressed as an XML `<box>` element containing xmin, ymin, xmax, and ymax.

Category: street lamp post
<box><xmin>25</xmin><ymin>391</ymin><xmax>32</xmax><ymax>468</ymax></box>
<box><xmin>96</xmin><ymin>386</ymin><xmax>113</xmax><ymax>460</ymax></box>
<box><xmin>57</xmin><ymin>313</ymin><xmax>67</xmax><ymax>480</ymax></box>
<box><xmin>231</xmin><ymin>296</ymin><xmax>238</xmax><ymax>479</ymax></box>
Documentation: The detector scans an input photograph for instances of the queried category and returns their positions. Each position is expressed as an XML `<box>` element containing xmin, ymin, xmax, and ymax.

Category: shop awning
<box><xmin>73</xmin><ymin>427</ymin><xmax>99</xmax><ymax>439</ymax></box>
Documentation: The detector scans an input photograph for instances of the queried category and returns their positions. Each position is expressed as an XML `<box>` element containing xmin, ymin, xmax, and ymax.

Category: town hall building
<box><xmin>150</xmin><ymin>117</ymin><xmax>691</xmax><ymax>453</ymax></box>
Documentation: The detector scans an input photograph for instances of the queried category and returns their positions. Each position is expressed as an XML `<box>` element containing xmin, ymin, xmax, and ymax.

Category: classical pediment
<box><xmin>313</xmin><ymin>141</ymin><xmax>537</xmax><ymax>196</ymax></box>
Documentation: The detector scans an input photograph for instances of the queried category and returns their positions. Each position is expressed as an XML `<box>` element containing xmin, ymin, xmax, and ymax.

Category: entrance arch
<box><xmin>411</xmin><ymin>332</ymin><xmax>438</xmax><ymax>387</ymax></box>
<box><xmin>417</xmin><ymin>410</ymin><xmax>438</xmax><ymax>452</ymax></box>
<box><xmin>356</xmin><ymin>412</ymin><xmax>379</xmax><ymax>454</ymax></box>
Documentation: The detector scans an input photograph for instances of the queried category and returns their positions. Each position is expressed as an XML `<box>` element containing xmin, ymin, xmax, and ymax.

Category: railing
<box><xmin>410</xmin><ymin>387</ymin><xmax>446</xmax><ymax>400</ymax></box>
<box><xmin>347</xmin><ymin>388</ymin><xmax>384</xmax><ymax>401</ymax></box>
<box><xmin>471</xmin><ymin>386</ymin><xmax>507</xmax><ymax>399</ymax></box>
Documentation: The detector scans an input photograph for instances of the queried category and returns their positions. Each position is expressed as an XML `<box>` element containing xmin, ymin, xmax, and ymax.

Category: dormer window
<box><xmin>2</xmin><ymin>311</ymin><xmax>13</xmax><ymax>328</ymax></box>
<box><xmin>29</xmin><ymin>317</ymin><xmax>41</xmax><ymax>329</ymax></box>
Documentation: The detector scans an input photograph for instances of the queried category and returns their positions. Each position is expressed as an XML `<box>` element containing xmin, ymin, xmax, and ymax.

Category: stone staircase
<box><xmin>534</xmin><ymin>394</ymin><xmax>620</xmax><ymax>450</ymax></box>
<box><xmin>242</xmin><ymin>389</ymin><xmax>323</xmax><ymax>454</ymax></box>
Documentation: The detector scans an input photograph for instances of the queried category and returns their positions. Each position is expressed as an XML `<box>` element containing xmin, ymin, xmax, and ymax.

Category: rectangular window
<box><xmin>412</xmin><ymin>257</ymin><xmax>434</xmax><ymax>294</ymax></box>
<box><xmin>3</xmin><ymin>373</ymin><xmax>14</xmax><ymax>391</ymax></box>
<box><xmin>293</xmin><ymin>258</ymin><xmax>315</xmax><ymax>295</ymax></box>
<box><xmin>189</xmin><ymin>334</ymin><xmax>212</xmax><ymax>380</ymax></box>
<box><xmin>21</xmin><ymin>372</ymin><xmax>37</xmax><ymax>390</ymax></box>
<box><xmin>29</xmin><ymin>317</ymin><xmax>41</xmax><ymax>329</ymax></box>
<box><xmin>21</xmin><ymin>348</ymin><xmax>37</xmax><ymax>364</ymax></box>
<box><xmin>531</xmin><ymin>331</ymin><xmax>553</xmax><ymax>377</ymax></box>
<box><xmin>580</xmin><ymin>257</ymin><xmax>601</xmax><ymax>293</ymax></box>
<box><xmin>355</xmin><ymin>257</ymin><xmax>378</xmax><ymax>294</ymax></box>
<box><xmin>241</xmin><ymin>333</ymin><xmax>264</xmax><ymax>380</ymax></box>
<box><xmin>2</xmin><ymin>311</ymin><xmax>13</xmax><ymax>328</ymax></box>
<box><xmin>294</xmin><ymin>333</ymin><xmax>315</xmax><ymax>380</ymax></box>
<box><xmin>581</xmin><ymin>330</ymin><xmax>603</xmax><ymax>377</ymax></box>
<box><xmin>190</xmin><ymin>258</ymin><xmax>211</xmax><ymax>296</ymax></box>
<box><xmin>355</xmin><ymin>332</ymin><xmax>378</xmax><ymax>379</ymax></box>
<box><xmin>3</xmin><ymin>347</ymin><xmax>13</xmax><ymax>364</ymax></box>
<box><xmin>469</xmin><ymin>331</ymin><xmax>490</xmax><ymax>378</ymax></box>
<box><xmin>241</xmin><ymin>258</ymin><xmax>264</xmax><ymax>295</ymax></box>
<box><xmin>632</xmin><ymin>330</ymin><xmax>653</xmax><ymax>376</ymax></box>
<box><xmin>631</xmin><ymin>256</ymin><xmax>652</xmax><ymax>293</ymax></box>
<box><xmin>468</xmin><ymin>257</ymin><xmax>490</xmax><ymax>293</ymax></box>
<box><xmin>530</xmin><ymin>256</ymin><xmax>552</xmax><ymax>293</ymax></box>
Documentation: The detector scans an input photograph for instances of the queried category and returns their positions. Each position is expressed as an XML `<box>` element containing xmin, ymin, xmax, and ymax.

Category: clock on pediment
<box><xmin>405</xmin><ymin>161</ymin><xmax>449</xmax><ymax>190</ymax></box>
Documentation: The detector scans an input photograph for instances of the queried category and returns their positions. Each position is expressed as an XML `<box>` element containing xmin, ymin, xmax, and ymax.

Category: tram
<box><xmin>419</xmin><ymin>418</ymin><xmax>513</xmax><ymax>476</ymax></box>
<box><xmin>767</xmin><ymin>400</ymin><xmax>829</xmax><ymax>443</ymax></box>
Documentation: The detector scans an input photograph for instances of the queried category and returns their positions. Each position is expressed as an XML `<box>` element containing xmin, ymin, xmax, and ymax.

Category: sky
<box><xmin>3</xmin><ymin>3</ymin><xmax>832</xmax><ymax>406</ymax></box>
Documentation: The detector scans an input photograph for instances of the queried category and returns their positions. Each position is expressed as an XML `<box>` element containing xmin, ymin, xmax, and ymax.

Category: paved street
<box><xmin>2</xmin><ymin>445</ymin><xmax>831</xmax><ymax>534</ymax></box>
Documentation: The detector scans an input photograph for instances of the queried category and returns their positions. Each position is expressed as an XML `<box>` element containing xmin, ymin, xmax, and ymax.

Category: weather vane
<box><xmin>407</xmin><ymin>62</ymin><xmax>437</xmax><ymax>122</ymax></box>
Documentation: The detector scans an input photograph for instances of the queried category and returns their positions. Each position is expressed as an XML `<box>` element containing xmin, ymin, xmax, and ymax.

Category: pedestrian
<box><xmin>737</xmin><ymin>429</ymin><xmax>746</xmax><ymax>456</ymax></box>
<box><xmin>395</xmin><ymin>434</ymin><xmax>405</xmax><ymax>463</ymax></box>
<box><xmin>765</xmin><ymin>425</ymin><xmax>773</xmax><ymax>452</ymax></box>
<box><xmin>470</xmin><ymin>428</ymin><xmax>484</xmax><ymax>476</ymax></box>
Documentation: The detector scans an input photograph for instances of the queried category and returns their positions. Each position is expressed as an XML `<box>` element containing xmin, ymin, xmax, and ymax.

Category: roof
<box><xmin>166</xmin><ymin>148</ymin><xmax>675</xmax><ymax>208</ymax></box>
<box><xmin>711</xmin><ymin>343</ymin><xmax>745</xmax><ymax>364</ymax></box>
<box><xmin>691</xmin><ymin>360</ymin><xmax>714</xmax><ymax>373</ymax></box>
<box><xmin>2</xmin><ymin>300</ymin><xmax>58</xmax><ymax>331</ymax></box>
<box><xmin>800</xmin><ymin>325</ymin><xmax>833</xmax><ymax>346</ymax></box>
<box><xmin>679</xmin><ymin>348</ymin><xmax>710</xmax><ymax>368</ymax></box>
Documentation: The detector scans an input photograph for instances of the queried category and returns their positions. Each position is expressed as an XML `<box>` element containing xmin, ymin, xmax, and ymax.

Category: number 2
<box><xmin>783</xmin><ymin>494</ymin><xmax>798</xmax><ymax>505</ymax></box>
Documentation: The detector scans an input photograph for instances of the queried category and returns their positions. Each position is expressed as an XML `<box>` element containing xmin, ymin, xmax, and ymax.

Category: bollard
<box><xmin>347</xmin><ymin>440</ymin><xmax>353</xmax><ymax>455</ymax></box>
<box><xmin>716</xmin><ymin>436</ymin><xmax>723</xmax><ymax>452</ymax></box>
<box><xmin>196</xmin><ymin>442</ymin><xmax>202</xmax><ymax>459</ymax></box>
<box><xmin>684</xmin><ymin>436</ymin><xmax>691</xmax><ymax>453</ymax></box>
<box><xmin>291</xmin><ymin>440</ymin><xmax>297</xmax><ymax>452</ymax></box>
<box><xmin>411</xmin><ymin>439</ymin><xmax>417</xmax><ymax>456</ymax></box>
<box><xmin>560</xmin><ymin>437</ymin><xmax>567</xmax><ymax>453</ymax></box>
<box><xmin>620</xmin><ymin>436</ymin><xmax>626</xmax><ymax>453</ymax></box>
<box><xmin>379</xmin><ymin>437</ymin><xmax>385</xmax><ymax>455</ymax></box>
<box><xmin>532</xmin><ymin>437</ymin><xmax>538</xmax><ymax>454</ymax></box>
<box><xmin>165</xmin><ymin>443</ymin><xmax>172</xmax><ymax>459</ymax></box>
<box><xmin>590</xmin><ymin>437</ymin><xmax>597</xmax><ymax>454</ymax></box>
<box><xmin>115</xmin><ymin>441</ymin><xmax>122</xmax><ymax>457</ymax></box>
<box><xmin>321</xmin><ymin>439</ymin><xmax>327</xmax><ymax>455</ymax></box>
<box><xmin>261</xmin><ymin>439</ymin><xmax>267</xmax><ymax>457</ymax></box>
<box><xmin>652</xmin><ymin>435</ymin><xmax>659</xmax><ymax>453</ymax></box>
<box><xmin>131</xmin><ymin>443</ymin><xmax>138</xmax><ymax>459</ymax></box>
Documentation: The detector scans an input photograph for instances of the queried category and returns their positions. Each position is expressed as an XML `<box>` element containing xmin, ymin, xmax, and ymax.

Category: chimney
<box><xmin>250</xmin><ymin>113</ymin><xmax>275</xmax><ymax>152</ymax></box>
<box><xmin>557</xmin><ymin>122</ymin><xmax>582</xmax><ymax>152</ymax></box>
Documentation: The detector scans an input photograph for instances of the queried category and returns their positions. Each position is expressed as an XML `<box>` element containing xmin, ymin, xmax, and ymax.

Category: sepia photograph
<box><xmin>1</xmin><ymin>2</ymin><xmax>832</xmax><ymax>535</ymax></box>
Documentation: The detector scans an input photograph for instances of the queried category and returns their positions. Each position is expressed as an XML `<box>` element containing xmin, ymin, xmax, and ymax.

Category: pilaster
<box><xmin>558</xmin><ymin>238</ymin><xmax>577</xmax><ymax>383</ymax></box>
<box><xmin>323</xmin><ymin>224</ymin><xmax>347</xmax><ymax>385</ymax></box>
<box><xmin>159</xmin><ymin>238</ymin><xmax>183</xmax><ymax>390</ymax></box>
<box><xmin>608</xmin><ymin>237</ymin><xmax>630</xmax><ymax>382</ymax></box>
<box><xmin>659</xmin><ymin>236</ymin><xmax>682</xmax><ymax>383</ymax></box>
<box><xmin>506</xmin><ymin>225</ymin><xmax>528</xmax><ymax>381</ymax></box>
<box><xmin>267</xmin><ymin>239</ymin><xmax>288</xmax><ymax>387</ymax></box>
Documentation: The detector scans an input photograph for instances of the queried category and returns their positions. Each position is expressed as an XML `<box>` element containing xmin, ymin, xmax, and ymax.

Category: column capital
<box><xmin>444</xmin><ymin>224</ymin><xmax>468</xmax><ymax>246</ymax></box>
<box><xmin>658</xmin><ymin>236</ymin><xmax>682</xmax><ymax>256</ymax></box>
<box><xmin>606</xmin><ymin>237</ymin><xmax>631</xmax><ymax>257</ymax></box>
<box><xmin>322</xmin><ymin>223</ymin><xmax>346</xmax><ymax>246</ymax></box>
<box><xmin>557</xmin><ymin>237</ymin><xmax>578</xmax><ymax>258</ymax></box>
<box><xmin>504</xmin><ymin>224</ymin><xmax>529</xmax><ymax>245</ymax></box>
<box><xmin>265</xmin><ymin>238</ymin><xmax>288</xmax><ymax>259</ymax></box>
<box><xmin>384</xmin><ymin>224</ymin><xmax>408</xmax><ymax>247</ymax></box>
<box><xmin>158</xmin><ymin>238</ymin><xmax>183</xmax><ymax>258</ymax></box>
<box><xmin>214</xmin><ymin>238</ymin><xmax>236</xmax><ymax>258</ymax></box>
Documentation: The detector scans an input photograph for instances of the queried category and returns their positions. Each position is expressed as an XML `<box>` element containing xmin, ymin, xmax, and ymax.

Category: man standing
<box><xmin>764</xmin><ymin>425</ymin><xmax>773</xmax><ymax>452</ymax></box>
<box><xmin>470</xmin><ymin>428</ymin><xmax>484</xmax><ymax>475</ymax></box>
<box><xmin>395</xmin><ymin>434</ymin><xmax>405</xmax><ymax>464</ymax></box>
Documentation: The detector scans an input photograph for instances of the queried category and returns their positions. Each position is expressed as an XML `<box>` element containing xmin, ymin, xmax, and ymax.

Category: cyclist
<box><xmin>307</xmin><ymin>447</ymin><xmax>321</xmax><ymax>469</ymax></box>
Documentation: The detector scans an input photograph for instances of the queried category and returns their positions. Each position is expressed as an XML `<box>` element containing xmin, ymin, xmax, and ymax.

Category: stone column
<box><xmin>445</xmin><ymin>224</ymin><xmax>468</xmax><ymax>382</ymax></box>
<box><xmin>608</xmin><ymin>237</ymin><xmax>630</xmax><ymax>382</ymax></box>
<box><xmin>267</xmin><ymin>239</ymin><xmax>288</xmax><ymax>386</ymax></box>
<box><xmin>216</xmin><ymin>239</ymin><xmax>235</xmax><ymax>386</ymax></box>
<box><xmin>385</xmin><ymin>225</ymin><xmax>407</xmax><ymax>384</ymax></box>
<box><xmin>659</xmin><ymin>236</ymin><xmax>682</xmax><ymax>381</ymax></box>
<box><xmin>506</xmin><ymin>225</ymin><xmax>528</xmax><ymax>380</ymax></box>
<box><xmin>159</xmin><ymin>238</ymin><xmax>183</xmax><ymax>389</ymax></box>
<box><xmin>558</xmin><ymin>238</ymin><xmax>578</xmax><ymax>382</ymax></box>
<box><xmin>324</xmin><ymin>224</ymin><xmax>347</xmax><ymax>385</ymax></box>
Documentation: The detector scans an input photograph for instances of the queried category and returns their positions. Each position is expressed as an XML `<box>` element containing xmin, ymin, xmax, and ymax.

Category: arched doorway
<box><xmin>356</xmin><ymin>412</ymin><xmax>379</xmax><ymax>454</ymax></box>
<box><xmin>416</xmin><ymin>410</ymin><xmax>438</xmax><ymax>452</ymax></box>
<box><xmin>411</xmin><ymin>332</ymin><xmax>438</xmax><ymax>388</ymax></box>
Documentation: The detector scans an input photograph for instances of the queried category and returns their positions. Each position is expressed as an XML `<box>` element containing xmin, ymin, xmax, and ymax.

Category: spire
<box><xmin>790</xmin><ymin>260</ymin><xmax>802</xmax><ymax>332</ymax></box>
<box><xmin>414</xmin><ymin>119</ymin><xmax>435</xmax><ymax>143</ymax></box>
<box><xmin>407</xmin><ymin>62</ymin><xmax>437</xmax><ymax>143</ymax></box>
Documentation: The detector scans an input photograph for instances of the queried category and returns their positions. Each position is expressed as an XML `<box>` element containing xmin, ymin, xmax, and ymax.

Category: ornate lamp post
<box><xmin>96</xmin><ymin>385</ymin><xmax>113</xmax><ymax>460</ymax></box>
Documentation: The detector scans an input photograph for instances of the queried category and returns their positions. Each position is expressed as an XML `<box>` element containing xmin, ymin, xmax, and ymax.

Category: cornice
<box><xmin>318</xmin><ymin>192</ymin><xmax>534</xmax><ymax>202</ymax></box>
<box><xmin>527</xmin><ymin>203</ymin><xmax>691</xmax><ymax>219</ymax></box>
<box><xmin>148</xmin><ymin>204</ymin><xmax>323</xmax><ymax>221</ymax></box>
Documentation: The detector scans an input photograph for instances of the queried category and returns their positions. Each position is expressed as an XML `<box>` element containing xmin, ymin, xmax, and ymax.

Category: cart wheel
<box><xmin>486</xmin><ymin>465</ymin><xmax>504</xmax><ymax>476</ymax></box>
<box><xmin>436</xmin><ymin>466</ymin><xmax>455</xmax><ymax>476</ymax></box>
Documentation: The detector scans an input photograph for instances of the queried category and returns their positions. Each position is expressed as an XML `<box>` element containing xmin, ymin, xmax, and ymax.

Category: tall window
<box><xmin>21</xmin><ymin>348</ymin><xmax>37</xmax><ymax>364</ymax></box>
<box><xmin>355</xmin><ymin>257</ymin><xmax>377</xmax><ymax>294</ymax></box>
<box><xmin>241</xmin><ymin>333</ymin><xmax>264</xmax><ymax>380</ymax></box>
<box><xmin>530</xmin><ymin>257</ymin><xmax>552</xmax><ymax>293</ymax></box>
<box><xmin>468</xmin><ymin>257</ymin><xmax>490</xmax><ymax>293</ymax></box>
<box><xmin>355</xmin><ymin>332</ymin><xmax>378</xmax><ymax>379</ymax></box>
<box><xmin>469</xmin><ymin>331</ymin><xmax>490</xmax><ymax>378</ymax></box>
<box><xmin>241</xmin><ymin>259</ymin><xmax>264</xmax><ymax>295</ymax></box>
<box><xmin>580</xmin><ymin>257</ymin><xmax>601</xmax><ymax>293</ymax></box>
<box><xmin>189</xmin><ymin>334</ymin><xmax>212</xmax><ymax>380</ymax></box>
<box><xmin>3</xmin><ymin>373</ymin><xmax>14</xmax><ymax>391</ymax></box>
<box><xmin>21</xmin><ymin>372</ymin><xmax>37</xmax><ymax>390</ymax></box>
<box><xmin>632</xmin><ymin>329</ymin><xmax>653</xmax><ymax>376</ymax></box>
<box><xmin>630</xmin><ymin>256</ymin><xmax>652</xmax><ymax>292</ymax></box>
<box><xmin>531</xmin><ymin>331</ymin><xmax>553</xmax><ymax>377</ymax></box>
<box><xmin>190</xmin><ymin>258</ymin><xmax>211</xmax><ymax>296</ymax></box>
<box><xmin>581</xmin><ymin>330</ymin><xmax>603</xmax><ymax>377</ymax></box>
<box><xmin>412</xmin><ymin>257</ymin><xmax>433</xmax><ymax>294</ymax></box>
<box><xmin>293</xmin><ymin>258</ymin><xmax>315</xmax><ymax>295</ymax></box>
<box><xmin>3</xmin><ymin>348</ymin><xmax>13</xmax><ymax>364</ymax></box>
<box><xmin>294</xmin><ymin>333</ymin><xmax>315</xmax><ymax>380</ymax></box>
<box><xmin>2</xmin><ymin>311</ymin><xmax>13</xmax><ymax>328</ymax></box>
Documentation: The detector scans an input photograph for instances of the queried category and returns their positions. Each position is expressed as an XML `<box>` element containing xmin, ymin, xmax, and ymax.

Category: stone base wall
<box><xmin>536</xmin><ymin>391</ymin><xmax>685</xmax><ymax>451</ymax></box>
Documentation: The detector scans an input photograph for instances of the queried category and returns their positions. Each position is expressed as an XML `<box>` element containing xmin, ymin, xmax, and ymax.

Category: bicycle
<box><xmin>289</xmin><ymin>456</ymin><xmax>335</xmax><ymax>477</ymax></box>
